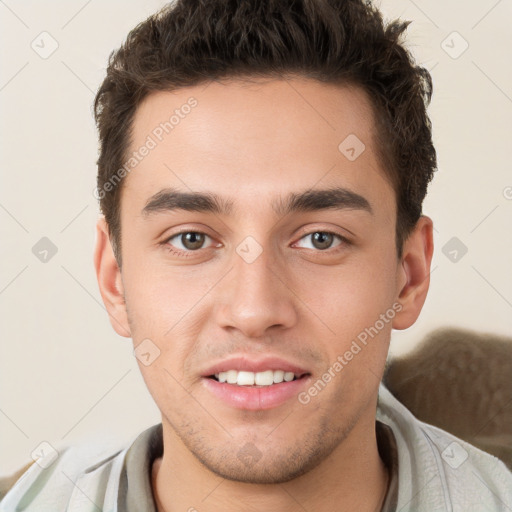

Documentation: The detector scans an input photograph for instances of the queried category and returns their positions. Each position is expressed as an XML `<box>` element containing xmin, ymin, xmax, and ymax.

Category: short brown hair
<box><xmin>94</xmin><ymin>0</ymin><xmax>436</xmax><ymax>265</ymax></box>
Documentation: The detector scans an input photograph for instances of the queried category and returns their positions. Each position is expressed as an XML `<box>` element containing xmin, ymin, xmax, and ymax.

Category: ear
<box><xmin>93</xmin><ymin>217</ymin><xmax>131</xmax><ymax>337</ymax></box>
<box><xmin>392</xmin><ymin>216</ymin><xmax>434</xmax><ymax>330</ymax></box>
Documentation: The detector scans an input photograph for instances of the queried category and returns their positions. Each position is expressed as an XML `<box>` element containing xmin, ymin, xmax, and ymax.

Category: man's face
<box><xmin>113</xmin><ymin>78</ymin><xmax>406</xmax><ymax>483</ymax></box>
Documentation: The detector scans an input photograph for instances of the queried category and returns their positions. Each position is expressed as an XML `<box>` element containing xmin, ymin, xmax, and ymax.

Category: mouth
<box><xmin>200</xmin><ymin>357</ymin><xmax>312</xmax><ymax>410</ymax></box>
<box><xmin>207</xmin><ymin>369</ymin><xmax>308</xmax><ymax>387</ymax></box>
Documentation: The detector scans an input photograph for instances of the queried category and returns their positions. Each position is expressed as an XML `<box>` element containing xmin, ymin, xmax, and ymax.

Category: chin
<box><xmin>192</xmin><ymin>438</ymin><xmax>335</xmax><ymax>485</ymax></box>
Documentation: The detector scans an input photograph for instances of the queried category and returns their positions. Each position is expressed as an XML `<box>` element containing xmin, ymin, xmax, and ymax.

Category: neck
<box><xmin>152</xmin><ymin>414</ymin><xmax>389</xmax><ymax>512</ymax></box>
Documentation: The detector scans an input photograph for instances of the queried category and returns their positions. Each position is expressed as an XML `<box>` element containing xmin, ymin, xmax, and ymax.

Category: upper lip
<box><xmin>201</xmin><ymin>356</ymin><xmax>310</xmax><ymax>377</ymax></box>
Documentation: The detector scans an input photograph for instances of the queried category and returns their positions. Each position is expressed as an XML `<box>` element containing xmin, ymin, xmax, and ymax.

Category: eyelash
<box><xmin>162</xmin><ymin>229</ymin><xmax>350</xmax><ymax>257</ymax></box>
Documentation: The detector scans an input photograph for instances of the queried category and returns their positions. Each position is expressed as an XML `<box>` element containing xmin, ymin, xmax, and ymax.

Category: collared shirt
<box><xmin>2</xmin><ymin>384</ymin><xmax>511</xmax><ymax>511</ymax></box>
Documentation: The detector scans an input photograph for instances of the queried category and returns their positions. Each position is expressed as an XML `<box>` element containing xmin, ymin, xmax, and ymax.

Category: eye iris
<box><xmin>182</xmin><ymin>232</ymin><xmax>205</xmax><ymax>250</ymax></box>
<box><xmin>312</xmin><ymin>232</ymin><xmax>333</xmax><ymax>250</ymax></box>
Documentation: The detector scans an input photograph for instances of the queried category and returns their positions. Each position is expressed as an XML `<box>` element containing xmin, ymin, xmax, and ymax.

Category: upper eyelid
<box><xmin>292</xmin><ymin>231</ymin><xmax>347</xmax><ymax>249</ymax></box>
<box><xmin>165</xmin><ymin>230</ymin><xmax>216</xmax><ymax>248</ymax></box>
<box><xmin>294</xmin><ymin>227</ymin><xmax>349</xmax><ymax>240</ymax></box>
<box><xmin>164</xmin><ymin>228</ymin><xmax>215</xmax><ymax>242</ymax></box>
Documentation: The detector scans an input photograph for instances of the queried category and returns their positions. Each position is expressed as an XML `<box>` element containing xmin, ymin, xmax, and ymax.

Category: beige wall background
<box><xmin>1</xmin><ymin>0</ymin><xmax>511</xmax><ymax>475</ymax></box>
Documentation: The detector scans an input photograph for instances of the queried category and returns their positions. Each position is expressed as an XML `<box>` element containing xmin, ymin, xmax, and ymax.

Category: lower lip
<box><xmin>202</xmin><ymin>376</ymin><xmax>311</xmax><ymax>410</ymax></box>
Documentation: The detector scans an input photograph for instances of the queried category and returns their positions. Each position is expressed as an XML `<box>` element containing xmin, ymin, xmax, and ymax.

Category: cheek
<box><xmin>307</xmin><ymin>259</ymin><xmax>398</xmax><ymax>409</ymax></box>
<box><xmin>122</xmin><ymin>260</ymin><xmax>209</xmax><ymax>375</ymax></box>
<box><xmin>296</xmin><ymin>248</ymin><xmax>398</xmax><ymax>339</ymax></box>
<box><xmin>134</xmin><ymin>354</ymin><xmax>196</xmax><ymax>431</ymax></box>
<box><xmin>297</xmin><ymin>251</ymin><xmax>398</xmax><ymax>402</ymax></box>
<box><xmin>121</xmin><ymin>253</ymin><xmax>207</xmax><ymax>332</ymax></box>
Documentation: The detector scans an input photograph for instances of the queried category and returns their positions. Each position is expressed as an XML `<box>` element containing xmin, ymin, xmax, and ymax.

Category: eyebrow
<box><xmin>141</xmin><ymin>186</ymin><xmax>373</xmax><ymax>217</ymax></box>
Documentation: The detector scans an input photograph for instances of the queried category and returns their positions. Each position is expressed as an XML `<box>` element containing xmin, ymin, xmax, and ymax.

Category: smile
<box><xmin>211</xmin><ymin>369</ymin><xmax>299</xmax><ymax>386</ymax></box>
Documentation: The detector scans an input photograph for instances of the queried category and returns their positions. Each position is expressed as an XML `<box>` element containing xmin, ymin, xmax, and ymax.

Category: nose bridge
<box><xmin>217</xmin><ymin>236</ymin><xmax>298</xmax><ymax>337</ymax></box>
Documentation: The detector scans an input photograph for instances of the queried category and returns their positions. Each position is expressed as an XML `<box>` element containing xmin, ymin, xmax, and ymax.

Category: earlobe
<box><xmin>392</xmin><ymin>216</ymin><xmax>434</xmax><ymax>330</ymax></box>
<box><xmin>93</xmin><ymin>217</ymin><xmax>131</xmax><ymax>337</ymax></box>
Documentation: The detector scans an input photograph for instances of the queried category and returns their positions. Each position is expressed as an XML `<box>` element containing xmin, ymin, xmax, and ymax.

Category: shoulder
<box><xmin>377</xmin><ymin>383</ymin><xmax>512</xmax><ymax>511</ymax></box>
<box><xmin>0</xmin><ymin>437</ymin><xmax>128</xmax><ymax>512</ymax></box>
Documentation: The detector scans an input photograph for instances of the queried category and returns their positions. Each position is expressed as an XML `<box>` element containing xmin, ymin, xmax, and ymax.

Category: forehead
<box><xmin>123</xmin><ymin>78</ymin><xmax>394</xmax><ymax>218</ymax></box>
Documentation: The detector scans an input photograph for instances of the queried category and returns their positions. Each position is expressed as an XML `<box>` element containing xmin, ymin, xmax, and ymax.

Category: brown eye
<box><xmin>311</xmin><ymin>232</ymin><xmax>334</xmax><ymax>250</ymax></box>
<box><xmin>167</xmin><ymin>232</ymin><xmax>211</xmax><ymax>252</ymax></box>
<box><xmin>181</xmin><ymin>232</ymin><xmax>205</xmax><ymax>250</ymax></box>
<box><xmin>295</xmin><ymin>231</ymin><xmax>342</xmax><ymax>251</ymax></box>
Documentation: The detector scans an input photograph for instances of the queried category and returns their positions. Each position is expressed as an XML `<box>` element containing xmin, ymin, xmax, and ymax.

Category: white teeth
<box><xmin>226</xmin><ymin>370</ymin><xmax>238</xmax><ymax>384</ymax></box>
<box><xmin>273</xmin><ymin>370</ymin><xmax>284</xmax><ymax>384</ymax></box>
<box><xmin>237</xmin><ymin>371</ymin><xmax>255</xmax><ymax>386</ymax></box>
<box><xmin>255</xmin><ymin>370</ymin><xmax>274</xmax><ymax>386</ymax></box>
<box><xmin>212</xmin><ymin>369</ymin><xmax>300</xmax><ymax>386</ymax></box>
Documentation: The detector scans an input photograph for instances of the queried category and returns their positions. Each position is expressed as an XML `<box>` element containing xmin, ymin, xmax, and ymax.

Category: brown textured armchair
<box><xmin>383</xmin><ymin>327</ymin><xmax>512</xmax><ymax>470</ymax></box>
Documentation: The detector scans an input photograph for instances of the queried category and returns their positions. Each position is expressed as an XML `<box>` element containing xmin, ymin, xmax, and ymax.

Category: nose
<box><xmin>215</xmin><ymin>242</ymin><xmax>299</xmax><ymax>339</ymax></box>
